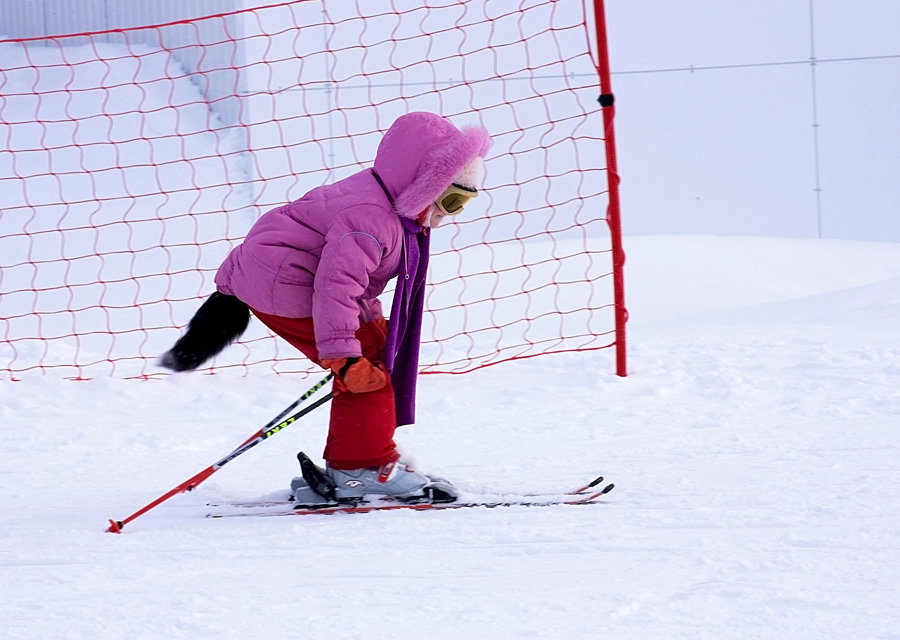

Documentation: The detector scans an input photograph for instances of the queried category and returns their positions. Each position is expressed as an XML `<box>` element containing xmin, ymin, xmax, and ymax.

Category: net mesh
<box><xmin>0</xmin><ymin>0</ymin><xmax>621</xmax><ymax>380</ymax></box>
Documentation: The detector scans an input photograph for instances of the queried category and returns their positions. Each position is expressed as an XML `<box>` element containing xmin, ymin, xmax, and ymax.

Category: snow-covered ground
<box><xmin>3</xmin><ymin>23</ymin><xmax>899</xmax><ymax>640</ymax></box>
<box><xmin>3</xmin><ymin>234</ymin><xmax>899</xmax><ymax>639</ymax></box>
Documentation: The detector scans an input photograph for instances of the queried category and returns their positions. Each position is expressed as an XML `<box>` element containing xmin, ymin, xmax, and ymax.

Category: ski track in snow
<box><xmin>2</xmin><ymin>236</ymin><xmax>900</xmax><ymax>639</ymax></box>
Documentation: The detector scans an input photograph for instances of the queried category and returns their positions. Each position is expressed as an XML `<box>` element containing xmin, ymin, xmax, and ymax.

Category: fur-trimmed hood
<box><xmin>373</xmin><ymin>112</ymin><xmax>492</xmax><ymax>220</ymax></box>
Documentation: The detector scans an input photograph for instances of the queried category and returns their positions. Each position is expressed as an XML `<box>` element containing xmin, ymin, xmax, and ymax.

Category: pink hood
<box><xmin>375</xmin><ymin>112</ymin><xmax>491</xmax><ymax>219</ymax></box>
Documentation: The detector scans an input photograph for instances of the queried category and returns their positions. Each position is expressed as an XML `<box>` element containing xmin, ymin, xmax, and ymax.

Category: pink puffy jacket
<box><xmin>215</xmin><ymin>112</ymin><xmax>491</xmax><ymax>360</ymax></box>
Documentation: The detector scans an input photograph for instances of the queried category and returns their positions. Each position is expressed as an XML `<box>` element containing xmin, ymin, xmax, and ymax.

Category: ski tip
<box><xmin>600</xmin><ymin>483</ymin><xmax>615</xmax><ymax>495</ymax></box>
<box><xmin>588</xmin><ymin>476</ymin><xmax>604</xmax><ymax>489</ymax></box>
<box><xmin>106</xmin><ymin>519</ymin><xmax>123</xmax><ymax>534</ymax></box>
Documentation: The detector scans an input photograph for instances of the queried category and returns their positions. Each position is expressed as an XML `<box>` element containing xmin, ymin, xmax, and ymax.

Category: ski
<box><xmin>207</xmin><ymin>475</ymin><xmax>611</xmax><ymax>509</ymax></box>
<box><xmin>568</xmin><ymin>475</ymin><xmax>608</xmax><ymax>496</ymax></box>
<box><xmin>207</xmin><ymin>479</ymin><xmax>614</xmax><ymax>519</ymax></box>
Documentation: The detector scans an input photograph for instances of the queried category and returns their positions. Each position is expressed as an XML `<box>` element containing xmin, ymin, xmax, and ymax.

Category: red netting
<box><xmin>0</xmin><ymin>0</ymin><xmax>624</xmax><ymax>380</ymax></box>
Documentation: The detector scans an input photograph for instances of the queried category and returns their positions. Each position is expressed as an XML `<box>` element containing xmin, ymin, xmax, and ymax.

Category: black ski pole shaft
<box><xmin>210</xmin><ymin>391</ymin><xmax>333</xmax><ymax>470</ymax></box>
<box><xmin>107</xmin><ymin>373</ymin><xmax>333</xmax><ymax>533</ymax></box>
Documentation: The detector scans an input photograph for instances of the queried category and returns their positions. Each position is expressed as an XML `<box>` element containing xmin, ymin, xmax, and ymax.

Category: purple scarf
<box><xmin>379</xmin><ymin>185</ymin><xmax>431</xmax><ymax>427</ymax></box>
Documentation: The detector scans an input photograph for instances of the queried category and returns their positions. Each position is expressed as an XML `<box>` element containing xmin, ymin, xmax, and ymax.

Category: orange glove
<box><xmin>321</xmin><ymin>356</ymin><xmax>388</xmax><ymax>394</ymax></box>
<box><xmin>374</xmin><ymin>316</ymin><xmax>389</xmax><ymax>338</ymax></box>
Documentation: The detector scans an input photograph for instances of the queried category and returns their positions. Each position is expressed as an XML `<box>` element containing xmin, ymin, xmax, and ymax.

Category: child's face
<box><xmin>418</xmin><ymin>203</ymin><xmax>446</xmax><ymax>229</ymax></box>
<box><xmin>428</xmin><ymin>205</ymin><xmax>447</xmax><ymax>228</ymax></box>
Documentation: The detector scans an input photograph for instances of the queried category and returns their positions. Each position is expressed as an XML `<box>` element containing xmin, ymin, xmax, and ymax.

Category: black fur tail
<box><xmin>158</xmin><ymin>292</ymin><xmax>251</xmax><ymax>372</ymax></box>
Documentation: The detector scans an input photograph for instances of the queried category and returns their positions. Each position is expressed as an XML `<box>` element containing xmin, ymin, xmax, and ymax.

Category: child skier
<box><xmin>159</xmin><ymin>111</ymin><xmax>491</xmax><ymax>504</ymax></box>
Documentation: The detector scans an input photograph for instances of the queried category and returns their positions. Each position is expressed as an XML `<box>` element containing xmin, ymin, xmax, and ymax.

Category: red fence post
<box><xmin>592</xmin><ymin>0</ymin><xmax>627</xmax><ymax>377</ymax></box>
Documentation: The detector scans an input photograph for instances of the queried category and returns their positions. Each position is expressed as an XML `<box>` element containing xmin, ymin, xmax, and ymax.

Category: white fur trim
<box><xmin>421</xmin><ymin>203</ymin><xmax>439</xmax><ymax>228</ymax></box>
<box><xmin>453</xmin><ymin>156</ymin><xmax>485</xmax><ymax>190</ymax></box>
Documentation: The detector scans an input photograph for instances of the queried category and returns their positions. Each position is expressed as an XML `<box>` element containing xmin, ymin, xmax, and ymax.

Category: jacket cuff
<box><xmin>316</xmin><ymin>332</ymin><xmax>362</xmax><ymax>360</ymax></box>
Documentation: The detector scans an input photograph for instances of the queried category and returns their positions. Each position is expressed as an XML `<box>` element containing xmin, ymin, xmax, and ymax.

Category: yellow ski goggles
<box><xmin>436</xmin><ymin>183</ymin><xmax>478</xmax><ymax>216</ymax></box>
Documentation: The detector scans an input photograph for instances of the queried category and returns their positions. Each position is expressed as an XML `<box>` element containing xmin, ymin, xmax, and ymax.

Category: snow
<box><xmin>3</xmin><ymin>33</ymin><xmax>900</xmax><ymax>640</ymax></box>
<box><xmin>2</xmin><ymin>235</ymin><xmax>900</xmax><ymax>638</ymax></box>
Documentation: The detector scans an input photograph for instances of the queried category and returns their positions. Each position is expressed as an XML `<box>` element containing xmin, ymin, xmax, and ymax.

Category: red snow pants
<box><xmin>250</xmin><ymin>310</ymin><xmax>400</xmax><ymax>470</ymax></box>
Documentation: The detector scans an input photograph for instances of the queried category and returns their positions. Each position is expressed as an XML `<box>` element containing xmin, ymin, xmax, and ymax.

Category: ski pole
<box><xmin>107</xmin><ymin>373</ymin><xmax>333</xmax><ymax>533</ymax></box>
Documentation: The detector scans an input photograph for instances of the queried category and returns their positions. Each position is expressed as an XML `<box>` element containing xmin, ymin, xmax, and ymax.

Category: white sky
<box><xmin>605</xmin><ymin>0</ymin><xmax>900</xmax><ymax>242</ymax></box>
